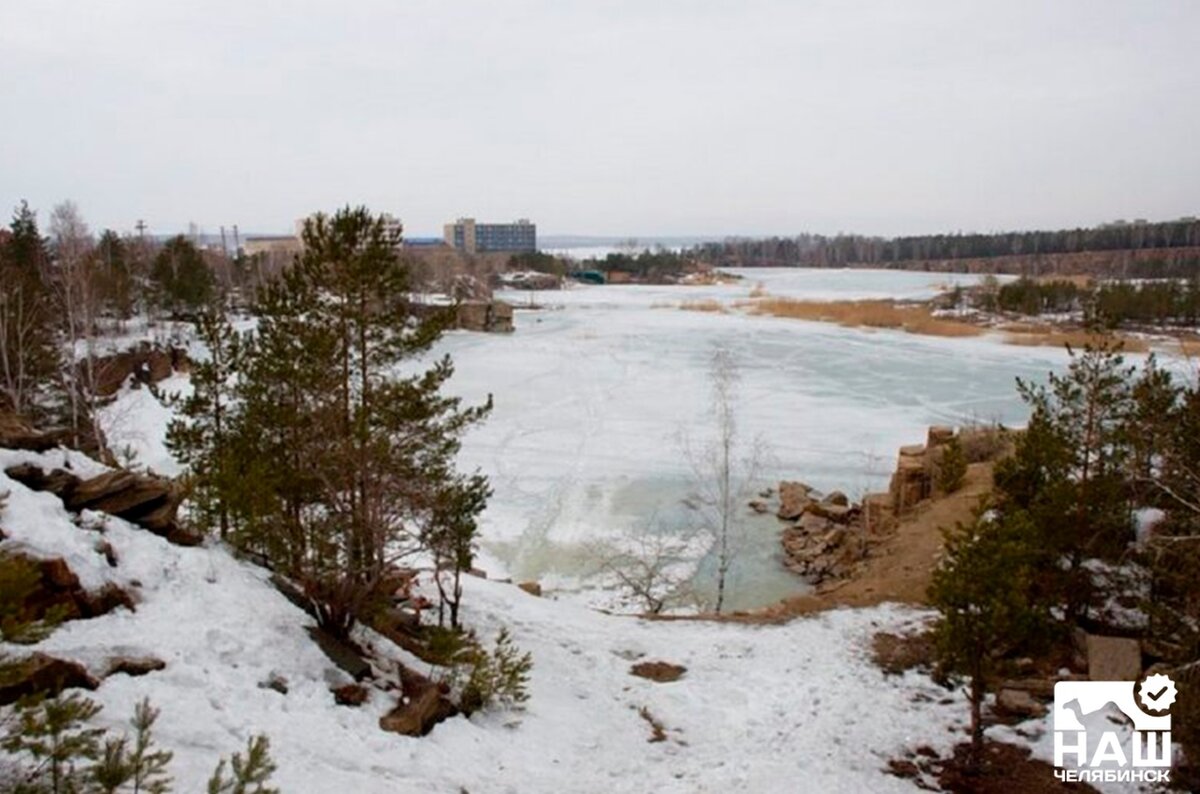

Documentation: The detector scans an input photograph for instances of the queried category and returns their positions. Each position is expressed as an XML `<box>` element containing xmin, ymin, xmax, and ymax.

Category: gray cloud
<box><xmin>1</xmin><ymin>0</ymin><xmax>1197</xmax><ymax>237</ymax></box>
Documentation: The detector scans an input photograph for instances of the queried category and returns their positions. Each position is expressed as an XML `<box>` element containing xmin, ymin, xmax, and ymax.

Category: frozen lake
<box><xmin>426</xmin><ymin>268</ymin><xmax>1072</xmax><ymax>611</ymax></box>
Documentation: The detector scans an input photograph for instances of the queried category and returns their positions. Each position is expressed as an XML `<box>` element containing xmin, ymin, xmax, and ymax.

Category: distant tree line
<box><xmin>590</xmin><ymin>249</ymin><xmax>693</xmax><ymax>280</ymax></box>
<box><xmin>964</xmin><ymin>276</ymin><xmax>1200</xmax><ymax>327</ymax></box>
<box><xmin>692</xmin><ymin>217</ymin><xmax>1200</xmax><ymax>269</ymax></box>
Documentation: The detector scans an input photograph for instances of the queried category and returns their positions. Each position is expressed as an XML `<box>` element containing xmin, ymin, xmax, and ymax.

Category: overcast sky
<box><xmin>1</xmin><ymin>1</ymin><xmax>1197</xmax><ymax>239</ymax></box>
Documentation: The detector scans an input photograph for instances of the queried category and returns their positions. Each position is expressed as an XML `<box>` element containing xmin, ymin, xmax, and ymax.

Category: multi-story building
<box><xmin>443</xmin><ymin>218</ymin><xmax>536</xmax><ymax>254</ymax></box>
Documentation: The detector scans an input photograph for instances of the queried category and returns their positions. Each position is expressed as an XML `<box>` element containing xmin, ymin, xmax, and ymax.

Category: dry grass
<box><xmin>1002</xmin><ymin>326</ymin><xmax>1149</xmax><ymax>353</ymax></box>
<box><xmin>677</xmin><ymin>299</ymin><xmax>727</xmax><ymax>313</ymax></box>
<box><xmin>1031</xmin><ymin>273</ymin><xmax>1094</xmax><ymax>288</ymax></box>
<box><xmin>736</xmin><ymin>297</ymin><xmax>983</xmax><ymax>338</ymax></box>
<box><xmin>1178</xmin><ymin>337</ymin><xmax>1200</xmax><ymax>358</ymax></box>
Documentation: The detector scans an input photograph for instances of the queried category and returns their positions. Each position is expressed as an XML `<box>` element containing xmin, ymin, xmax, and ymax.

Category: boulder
<box><xmin>452</xmin><ymin>301</ymin><xmax>515</xmax><ymax>334</ymax></box>
<box><xmin>630</xmin><ymin>661</ymin><xmax>687</xmax><ymax>683</ymax></box>
<box><xmin>777</xmin><ymin>481</ymin><xmax>813</xmax><ymax>520</ymax></box>
<box><xmin>379</xmin><ymin>687</ymin><xmax>458</xmax><ymax>736</ymax></box>
<box><xmin>332</xmin><ymin>683</ymin><xmax>369</xmax><ymax>706</ymax></box>
<box><xmin>796</xmin><ymin>512</ymin><xmax>832</xmax><ymax>535</ymax></box>
<box><xmin>103</xmin><ymin>655</ymin><xmax>166</xmax><ymax>679</ymax></box>
<box><xmin>380</xmin><ymin>666</ymin><xmax>458</xmax><ymax>736</ymax></box>
<box><xmin>517</xmin><ymin>581</ymin><xmax>542</xmax><ymax>597</ymax></box>
<box><xmin>0</xmin><ymin>653</ymin><xmax>99</xmax><ymax>705</ymax></box>
<box><xmin>806</xmin><ymin>501</ymin><xmax>854</xmax><ymax>523</ymax></box>
<box><xmin>824</xmin><ymin>490</ymin><xmax>850</xmax><ymax>507</ymax></box>
<box><xmin>68</xmin><ymin>471</ymin><xmax>157</xmax><ymax>515</ymax></box>
<box><xmin>10</xmin><ymin>463</ymin><xmax>186</xmax><ymax>540</ymax></box>
<box><xmin>995</xmin><ymin>688</ymin><xmax>1048</xmax><ymax>719</ymax></box>
<box><xmin>145</xmin><ymin>350</ymin><xmax>173</xmax><ymax>382</ymax></box>
<box><xmin>0</xmin><ymin>413</ymin><xmax>57</xmax><ymax>452</ymax></box>
<box><xmin>3</xmin><ymin>463</ymin><xmax>76</xmax><ymax>499</ymax></box>
<box><xmin>747</xmin><ymin>499</ymin><xmax>769</xmax><ymax>514</ymax></box>
<box><xmin>259</xmin><ymin>672</ymin><xmax>289</xmax><ymax>695</ymax></box>
<box><xmin>7</xmin><ymin>554</ymin><xmax>133</xmax><ymax>622</ymax></box>
<box><xmin>1086</xmin><ymin>634</ymin><xmax>1142</xmax><ymax>681</ymax></box>
<box><xmin>91</xmin><ymin>343</ymin><xmax>188</xmax><ymax>397</ymax></box>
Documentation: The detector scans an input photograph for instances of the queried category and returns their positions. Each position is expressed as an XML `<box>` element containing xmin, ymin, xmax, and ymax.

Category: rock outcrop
<box><xmin>0</xmin><ymin>653</ymin><xmax>99</xmax><ymax>705</ymax></box>
<box><xmin>0</xmin><ymin>412</ymin><xmax>59</xmax><ymax>453</ymax></box>
<box><xmin>778</xmin><ymin>488</ymin><xmax>873</xmax><ymax>584</ymax></box>
<box><xmin>4</xmin><ymin>463</ymin><xmax>194</xmax><ymax>545</ymax></box>
<box><xmin>888</xmin><ymin>425</ymin><xmax>964</xmax><ymax>515</ymax></box>
<box><xmin>90</xmin><ymin>343</ymin><xmax>190</xmax><ymax>398</ymax></box>
<box><xmin>6</xmin><ymin>553</ymin><xmax>135</xmax><ymax>622</ymax></box>
<box><xmin>412</xmin><ymin>301</ymin><xmax>515</xmax><ymax>334</ymax></box>
<box><xmin>378</xmin><ymin>666</ymin><xmax>458</xmax><ymax>737</ymax></box>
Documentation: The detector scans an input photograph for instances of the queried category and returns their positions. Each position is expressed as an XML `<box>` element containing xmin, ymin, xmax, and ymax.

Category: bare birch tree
<box><xmin>49</xmin><ymin>200</ymin><xmax>99</xmax><ymax>447</ymax></box>
<box><xmin>684</xmin><ymin>345</ymin><xmax>765</xmax><ymax>614</ymax></box>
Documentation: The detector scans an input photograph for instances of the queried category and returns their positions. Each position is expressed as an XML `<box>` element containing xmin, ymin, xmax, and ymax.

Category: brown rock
<box><xmin>517</xmin><ymin>581</ymin><xmax>542</xmax><ymax>597</ymax></box>
<box><xmin>796</xmin><ymin>512</ymin><xmax>832</xmax><ymax>534</ymax></box>
<box><xmin>806</xmin><ymin>501</ymin><xmax>854</xmax><ymax>523</ymax></box>
<box><xmin>40</xmin><ymin>558</ymin><xmax>81</xmax><ymax>590</ymax></box>
<box><xmin>3</xmin><ymin>464</ymin><xmax>78</xmax><ymax>498</ymax></box>
<box><xmin>747</xmin><ymin>499</ymin><xmax>769</xmax><ymax>514</ymax></box>
<box><xmin>380</xmin><ymin>666</ymin><xmax>458</xmax><ymax>736</ymax></box>
<box><xmin>380</xmin><ymin>687</ymin><xmax>458</xmax><ymax>736</ymax></box>
<box><xmin>777</xmin><ymin>480</ymin><xmax>813</xmax><ymax>520</ymax></box>
<box><xmin>0</xmin><ymin>653</ymin><xmax>99</xmax><ymax>705</ymax></box>
<box><xmin>630</xmin><ymin>661</ymin><xmax>687</xmax><ymax>682</ymax></box>
<box><xmin>78</xmin><ymin>583</ymin><xmax>136</xmax><ymax>618</ymax></box>
<box><xmin>995</xmin><ymin>688</ymin><xmax>1048</xmax><ymax>719</ymax></box>
<box><xmin>1086</xmin><ymin>634</ymin><xmax>1142</xmax><ymax>681</ymax></box>
<box><xmin>0</xmin><ymin>412</ymin><xmax>57</xmax><ymax>452</ymax></box>
<box><xmin>890</xmin><ymin>450</ymin><xmax>930</xmax><ymax>514</ymax></box>
<box><xmin>103</xmin><ymin>655</ymin><xmax>166</xmax><ymax>678</ymax></box>
<box><xmin>926</xmin><ymin>426</ymin><xmax>956</xmax><ymax>448</ymax></box>
<box><xmin>824</xmin><ymin>490</ymin><xmax>850</xmax><ymax>507</ymax></box>
<box><xmin>146</xmin><ymin>350</ymin><xmax>173</xmax><ymax>382</ymax></box>
<box><xmin>333</xmin><ymin>683</ymin><xmax>369</xmax><ymax>706</ymax></box>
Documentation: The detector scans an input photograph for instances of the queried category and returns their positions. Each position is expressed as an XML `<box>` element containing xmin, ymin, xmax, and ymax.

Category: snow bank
<box><xmin>0</xmin><ymin>459</ymin><xmax>972</xmax><ymax>792</ymax></box>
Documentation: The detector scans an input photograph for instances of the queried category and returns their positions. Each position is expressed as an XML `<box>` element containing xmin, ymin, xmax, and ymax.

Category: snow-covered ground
<box><xmin>0</xmin><ymin>453</ymin><xmax>972</xmax><ymax>792</ymax></box>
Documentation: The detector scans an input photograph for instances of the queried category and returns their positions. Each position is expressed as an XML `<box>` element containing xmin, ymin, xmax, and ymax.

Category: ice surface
<box><xmin>92</xmin><ymin>269</ymin><xmax>1068</xmax><ymax>610</ymax></box>
<box><xmin>425</xmin><ymin>269</ymin><xmax>1066</xmax><ymax>608</ymax></box>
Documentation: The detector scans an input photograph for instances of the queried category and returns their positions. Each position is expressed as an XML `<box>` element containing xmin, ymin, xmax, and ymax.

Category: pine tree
<box><xmin>150</xmin><ymin>237</ymin><xmax>215</xmax><ymax>317</ymax></box>
<box><xmin>88</xmin><ymin>699</ymin><xmax>173</xmax><ymax>794</ymax></box>
<box><xmin>230</xmin><ymin>207</ymin><xmax>490</xmax><ymax>639</ymax></box>
<box><xmin>0</xmin><ymin>202</ymin><xmax>61</xmax><ymax>419</ymax></box>
<box><xmin>936</xmin><ymin>436</ymin><xmax>967</xmax><ymax>494</ymax></box>
<box><xmin>929</xmin><ymin>508</ymin><xmax>1047</xmax><ymax>772</ymax></box>
<box><xmin>422</xmin><ymin>473</ymin><xmax>491</xmax><ymax>629</ymax></box>
<box><xmin>166</xmin><ymin>310</ymin><xmax>242</xmax><ymax>539</ymax></box>
<box><xmin>206</xmin><ymin>736</ymin><xmax>277</xmax><ymax>794</ymax></box>
<box><xmin>3</xmin><ymin>693</ymin><xmax>104</xmax><ymax>794</ymax></box>
<box><xmin>997</xmin><ymin>340</ymin><xmax>1136</xmax><ymax>619</ymax></box>
<box><xmin>95</xmin><ymin>231</ymin><xmax>134</xmax><ymax>321</ymax></box>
